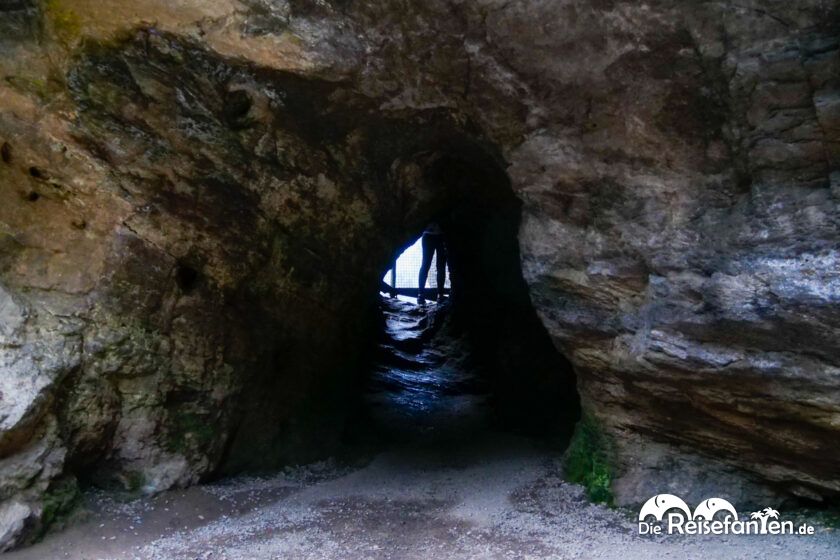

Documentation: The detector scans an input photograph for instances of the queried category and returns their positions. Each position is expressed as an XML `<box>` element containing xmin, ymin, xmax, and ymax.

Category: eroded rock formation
<box><xmin>0</xmin><ymin>0</ymin><xmax>838</xmax><ymax>549</ymax></box>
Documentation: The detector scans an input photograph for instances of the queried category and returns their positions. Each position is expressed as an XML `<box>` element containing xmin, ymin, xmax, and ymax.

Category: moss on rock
<box><xmin>564</xmin><ymin>413</ymin><xmax>614</xmax><ymax>506</ymax></box>
<box><xmin>166</xmin><ymin>410</ymin><xmax>215</xmax><ymax>455</ymax></box>
<box><xmin>39</xmin><ymin>476</ymin><xmax>81</xmax><ymax>537</ymax></box>
<box><xmin>43</xmin><ymin>0</ymin><xmax>81</xmax><ymax>45</ymax></box>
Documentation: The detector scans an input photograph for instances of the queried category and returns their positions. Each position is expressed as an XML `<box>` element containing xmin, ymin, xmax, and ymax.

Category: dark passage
<box><xmin>349</xmin><ymin>148</ymin><xmax>581</xmax><ymax>454</ymax></box>
<box><xmin>364</xmin><ymin>298</ymin><xmax>488</xmax><ymax>443</ymax></box>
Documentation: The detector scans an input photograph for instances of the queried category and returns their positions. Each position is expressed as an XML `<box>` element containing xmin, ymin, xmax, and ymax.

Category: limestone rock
<box><xmin>0</xmin><ymin>501</ymin><xmax>32</xmax><ymax>552</ymax></box>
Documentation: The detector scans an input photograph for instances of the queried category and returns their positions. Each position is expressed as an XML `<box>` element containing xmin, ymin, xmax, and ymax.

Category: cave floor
<box><xmin>8</xmin><ymin>299</ymin><xmax>840</xmax><ymax>560</ymax></box>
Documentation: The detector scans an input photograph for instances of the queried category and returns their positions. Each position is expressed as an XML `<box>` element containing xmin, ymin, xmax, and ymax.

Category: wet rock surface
<box><xmin>363</xmin><ymin>298</ymin><xmax>490</xmax><ymax>441</ymax></box>
<box><xmin>1</xmin><ymin>0</ymin><xmax>839</xmax><ymax>549</ymax></box>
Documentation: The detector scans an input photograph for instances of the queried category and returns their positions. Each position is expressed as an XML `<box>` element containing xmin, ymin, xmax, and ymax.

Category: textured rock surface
<box><xmin>0</xmin><ymin>0</ymin><xmax>839</xmax><ymax>549</ymax></box>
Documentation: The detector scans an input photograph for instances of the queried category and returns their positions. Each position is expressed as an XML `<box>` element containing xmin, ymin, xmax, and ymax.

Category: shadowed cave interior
<box><xmin>355</xmin><ymin>158</ymin><xmax>581</xmax><ymax>449</ymax></box>
<box><xmin>219</xmin><ymin>149</ymin><xmax>582</xmax><ymax>476</ymax></box>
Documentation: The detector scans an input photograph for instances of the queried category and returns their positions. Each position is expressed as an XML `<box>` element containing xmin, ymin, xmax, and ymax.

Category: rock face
<box><xmin>506</xmin><ymin>2</ymin><xmax>840</xmax><ymax>505</ymax></box>
<box><xmin>0</xmin><ymin>0</ymin><xmax>838</xmax><ymax>549</ymax></box>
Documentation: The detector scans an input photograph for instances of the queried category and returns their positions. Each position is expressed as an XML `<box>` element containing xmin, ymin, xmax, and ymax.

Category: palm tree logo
<box><xmin>750</xmin><ymin>507</ymin><xmax>780</xmax><ymax>533</ymax></box>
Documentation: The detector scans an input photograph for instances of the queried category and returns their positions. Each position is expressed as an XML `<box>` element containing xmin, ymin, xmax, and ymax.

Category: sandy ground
<box><xmin>8</xmin><ymin>299</ymin><xmax>839</xmax><ymax>559</ymax></box>
<box><xmin>7</xmin><ymin>437</ymin><xmax>839</xmax><ymax>560</ymax></box>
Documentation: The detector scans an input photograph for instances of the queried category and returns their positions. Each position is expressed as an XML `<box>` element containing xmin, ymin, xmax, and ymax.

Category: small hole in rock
<box><xmin>29</xmin><ymin>166</ymin><xmax>46</xmax><ymax>179</ymax></box>
<box><xmin>223</xmin><ymin>90</ymin><xmax>253</xmax><ymax>127</ymax></box>
<box><xmin>1</xmin><ymin>142</ymin><xmax>11</xmax><ymax>164</ymax></box>
<box><xmin>26</xmin><ymin>191</ymin><xmax>40</xmax><ymax>202</ymax></box>
<box><xmin>175</xmin><ymin>264</ymin><xmax>200</xmax><ymax>293</ymax></box>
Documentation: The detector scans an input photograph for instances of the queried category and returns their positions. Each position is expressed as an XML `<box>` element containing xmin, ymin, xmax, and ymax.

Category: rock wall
<box><xmin>505</xmin><ymin>1</ymin><xmax>840</xmax><ymax>504</ymax></box>
<box><xmin>1</xmin><ymin>0</ymin><xmax>839</xmax><ymax>549</ymax></box>
<box><xmin>0</xmin><ymin>25</ymin><xmax>498</xmax><ymax>547</ymax></box>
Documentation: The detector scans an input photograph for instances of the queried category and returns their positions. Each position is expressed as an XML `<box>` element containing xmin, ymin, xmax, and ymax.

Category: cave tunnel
<box><xmin>357</xmin><ymin>149</ymin><xmax>581</xmax><ymax>445</ymax></box>
<box><xmin>41</xmin><ymin>28</ymin><xmax>587</xmax><ymax>484</ymax></box>
<box><xmin>215</xmin><ymin>138</ymin><xmax>582</xmax><ymax>476</ymax></box>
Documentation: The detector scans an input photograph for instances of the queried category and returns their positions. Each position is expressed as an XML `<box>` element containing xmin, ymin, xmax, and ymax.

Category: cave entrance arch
<box><xmin>70</xmin><ymin>32</ymin><xmax>587</xmax><ymax>474</ymax></box>
<box><xmin>203</xmin><ymin>118</ymin><xmax>581</xmax><ymax>475</ymax></box>
<box><xmin>4</xmin><ymin>26</ymin><xmax>585</xmax><ymax>510</ymax></box>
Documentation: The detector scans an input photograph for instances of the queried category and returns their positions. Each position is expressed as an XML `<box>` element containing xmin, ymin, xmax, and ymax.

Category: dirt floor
<box><xmin>8</xmin><ymin>299</ymin><xmax>839</xmax><ymax>560</ymax></box>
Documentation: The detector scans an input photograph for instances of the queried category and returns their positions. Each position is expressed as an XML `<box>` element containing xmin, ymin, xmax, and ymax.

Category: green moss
<box><xmin>122</xmin><ymin>470</ymin><xmax>146</xmax><ymax>494</ymax></box>
<box><xmin>790</xmin><ymin>508</ymin><xmax>840</xmax><ymax>530</ymax></box>
<box><xmin>5</xmin><ymin>75</ymin><xmax>63</xmax><ymax>102</ymax></box>
<box><xmin>43</xmin><ymin>0</ymin><xmax>82</xmax><ymax>44</ymax></box>
<box><xmin>39</xmin><ymin>477</ymin><xmax>81</xmax><ymax>536</ymax></box>
<box><xmin>817</xmin><ymin>511</ymin><xmax>840</xmax><ymax>529</ymax></box>
<box><xmin>564</xmin><ymin>413</ymin><xmax>615</xmax><ymax>506</ymax></box>
<box><xmin>166</xmin><ymin>411</ymin><xmax>215</xmax><ymax>453</ymax></box>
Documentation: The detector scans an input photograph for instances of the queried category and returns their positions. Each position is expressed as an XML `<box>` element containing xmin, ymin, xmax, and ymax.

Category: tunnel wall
<box><xmin>424</xmin><ymin>154</ymin><xmax>580</xmax><ymax>434</ymax></box>
<box><xmin>0</xmin><ymin>27</ymin><xmax>545</xmax><ymax>548</ymax></box>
